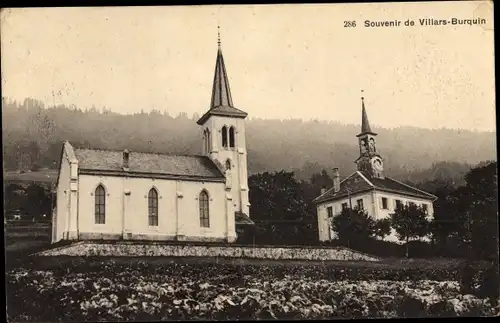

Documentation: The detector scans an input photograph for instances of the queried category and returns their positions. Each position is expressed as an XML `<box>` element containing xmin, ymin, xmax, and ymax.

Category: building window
<box><xmin>327</xmin><ymin>206</ymin><xmax>333</xmax><ymax>218</ymax></box>
<box><xmin>381</xmin><ymin>197</ymin><xmax>388</xmax><ymax>209</ymax></box>
<box><xmin>199</xmin><ymin>190</ymin><xmax>210</xmax><ymax>228</ymax></box>
<box><xmin>225</xmin><ymin>159</ymin><xmax>231</xmax><ymax>170</ymax></box>
<box><xmin>148</xmin><ymin>188</ymin><xmax>158</xmax><ymax>226</ymax></box>
<box><xmin>422</xmin><ymin>203</ymin><xmax>428</xmax><ymax>214</ymax></box>
<box><xmin>205</xmin><ymin>129</ymin><xmax>211</xmax><ymax>153</ymax></box>
<box><xmin>95</xmin><ymin>185</ymin><xmax>106</xmax><ymax>224</ymax></box>
<box><xmin>221</xmin><ymin>126</ymin><xmax>228</xmax><ymax>148</ymax></box>
<box><xmin>229</xmin><ymin>126</ymin><xmax>235</xmax><ymax>148</ymax></box>
<box><xmin>395</xmin><ymin>199</ymin><xmax>402</xmax><ymax>209</ymax></box>
<box><xmin>341</xmin><ymin>202</ymin><xmax>348</xmax><ymax>210</ymax></box>
<box><xmin>357</xmin><ymin>199</ymin><xmax>364</xmax><ymax>210</ymax></box>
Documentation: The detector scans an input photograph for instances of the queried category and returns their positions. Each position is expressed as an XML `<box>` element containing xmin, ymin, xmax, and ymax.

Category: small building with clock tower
<box><xmin>314</xmin><ymin>96</ymin><xmax>437</xmax><ymax>243</ymax></box>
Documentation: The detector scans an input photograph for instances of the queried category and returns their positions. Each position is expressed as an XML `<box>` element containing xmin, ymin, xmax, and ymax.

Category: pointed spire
<box><xmin>361</xmin><ymin>96</ymin><xmax>372</xmax><ymax>133</ymax></box>
<box><xmin>217</xmin><ymin>25</ymin><xmax>221</xmax><ymax>49</ymax></box>
<box><xmin>358</xmin><ymin>91</ymin><xmax>376</xmax><ymax>136</ymax></box>
<box><xmin>197</xmin><ymin>27</ymin><xmax>248</xmax><ymax>125</ymax></box>
<box><xmin>210</xmin><ymin>26</ymin><xmax>233</xmax><ymax>109</ymax></box>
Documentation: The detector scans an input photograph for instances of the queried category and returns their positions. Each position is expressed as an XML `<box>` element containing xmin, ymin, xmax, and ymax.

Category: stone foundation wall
<box><xmin>36</xmin><ymin>242</ymin><xmax>380</xmax><ymax>262</ymax></box>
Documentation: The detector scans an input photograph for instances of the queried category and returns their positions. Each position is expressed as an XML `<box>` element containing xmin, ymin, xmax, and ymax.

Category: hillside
<box><xmin>2</xmin><ymin>97</ymin><xmax>496</xmax><ymax>182</ymax></box>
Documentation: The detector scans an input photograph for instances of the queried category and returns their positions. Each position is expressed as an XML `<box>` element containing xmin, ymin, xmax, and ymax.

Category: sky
<box><xmin>1</xmin><ymin>2</ymin><xmax>496</xmax><ymax>132</ymax></box>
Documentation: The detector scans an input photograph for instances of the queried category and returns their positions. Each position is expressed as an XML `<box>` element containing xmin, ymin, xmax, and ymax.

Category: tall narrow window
<box><xmin>203</xmin><ymin>129</ymin><xmax>207</xmax><ymax>153</ymax></box>
<box><xmin>221</xmin><ymin>126</ymin><xmax>228</xmax><ymax>148</ymax></box>
<box><xmin>357</xmin><ymin>199</ymin><xmax>364</xmax><ymax>210</ymax></box>
<box><xmin>199</xmin><ymin>190</ymin><xmax>210</xmax><ymax>227</ymax></box>
<box><xmin>229</xmin><ymin>126</ymin><xmax>235</xmax><ymax>148</ymax></box>
<box><xmin>341</xmin><ymin>202</ymin><xmax>348</xmax><ymax>210</ymax></box>
<box><xmin>95</xmin><ymin>185</ymin><xmax>106</xmax><ymax>224</ymax></box>
<box><xmin>225</xmin><ymin>159</ymin><xmax>231</xmax><ymax>170</ymax></box>
<box><xmin>206</xmin><ymin>129</ymin><xmax>211</xmax><ymax>153</ymax></box>
<box><xmin>327</xmin><ymin>206</ymin><xmax>333</xmax><ymax>218</ymax></box>
<box><xmin>148</xmin><ymin>188</ymin><xmax>158</xmax><ymax>226</ymax></box>
<box><xmin>381</xmin><ymin>197</ymin><xmax>388</xmax><ymax>209</ymax></box>
<box><xmin>395</xmin><ymin>199</ymin><xmax>402</xmax><ymax>210</ymax></box>
<box><xmin>327</xmin><ymin>206</ymin><xmax>334</xmax><ymax>240</ymax></box>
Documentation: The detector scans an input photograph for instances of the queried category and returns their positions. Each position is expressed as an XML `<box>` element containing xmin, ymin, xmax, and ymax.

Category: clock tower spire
<box><xmin>355</xmin><ymin>92</ymin><xmax>384</xmax><ymax>179</ymax></box>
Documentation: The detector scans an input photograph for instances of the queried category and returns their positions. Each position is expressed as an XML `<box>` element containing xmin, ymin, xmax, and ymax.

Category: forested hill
<box><xmin>2</xmin><ymin>97</ymin><xmax>496</xmax><ymax>182</ymax></box>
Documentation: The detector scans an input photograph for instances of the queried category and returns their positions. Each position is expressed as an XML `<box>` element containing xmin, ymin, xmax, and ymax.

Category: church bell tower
<box><xmin>355</xmin><ymin>94</ymin><xmax>385</xmax><ymax>179</ymax></box>
<box><xmin>196</xmin><ymin>27</ymin><xmax>250</xmax><ymax>217</ymax></box>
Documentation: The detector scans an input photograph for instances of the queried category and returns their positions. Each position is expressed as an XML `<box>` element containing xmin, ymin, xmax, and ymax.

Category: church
<box><xmin>314</xmin><ymin>97</ymin><xmax>437</xmax><ymax>243</ymax></box>
<box><xmin>52</xmin><ymin>36</ymin><xmax>254</xmax><ymax>244</ymax></box>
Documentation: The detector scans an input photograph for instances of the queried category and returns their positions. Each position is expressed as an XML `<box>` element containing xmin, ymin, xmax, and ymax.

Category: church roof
<box><xmin>357</xmin><ymin>97</ymin><xmax>377</xmax><ymax>137</ymax></box>
<box><xmin>197</xmin><ymin>43</ymin><xmax>247</xmax><ymax>125</ymax></box>
<box><xmin>313</xmin><ymin>171</ymin><xmax>437</xmax><ymax>204</ymax></box>
<box><xmin>72</xmin><ymin>145</ymin><xmax>225</xmax><ymax>182</ymax></box>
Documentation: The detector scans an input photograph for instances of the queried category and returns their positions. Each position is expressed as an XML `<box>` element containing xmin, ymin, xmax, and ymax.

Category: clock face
<box><xmin>371</xmin><ymin>157</ymin><xmax>383</xmax><ymax>171</ymax></box>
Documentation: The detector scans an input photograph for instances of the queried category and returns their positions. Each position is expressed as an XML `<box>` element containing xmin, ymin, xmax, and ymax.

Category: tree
<box><xmin>25</xmin><ymin>184</ymin><xmax>51</xmax><ymax>220</ymax></box>
<box><xmin>429</xmin><ymin>185</ymin><xmax>470</xmax><ymax>256</ymax></box>
<box><xmin>390</xmin><ymin>203</ymin><xmax>430</xmax><ymax>257</ymax></box>
<box><xmin>248</xmin><ymin>171</ymin><xmax>315</xmax><ymax>245</ymax></box>
<box><xmin>464</xmin><ymin>161</ymin><xmax>498</xmax><ymax>261</ymax></box>
<box><xmin>310</xmin><ymin>169</ymin><xmax>333</xmax><ymax>195</ymax></box>
<box><xmin>331</xmin><ymin>207</ymin><xmax>376</xmax><ymax>247</ymax></box>
<box><xmin>373</xmin><ymin>218</ymin><xmax>392</xmax><ymax>240</ymax></box>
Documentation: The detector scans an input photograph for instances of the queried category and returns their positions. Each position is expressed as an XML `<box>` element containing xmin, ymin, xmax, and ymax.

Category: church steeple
<box><xmin>196</xmin><ymin>26</ymin><xmax>251</xmax><ymax>222</ymax></box>
<box><xmin>197</xmin><ymin>26</ymin><xmax>247</xmax><ymax>125</ymax></box>
<box><xmin>357</xmin><ymin>94</ymin><xmax>377</xmax><ymax>137</ymax></box>
<box><xmin>210</xmin><ymin>27</ymin><xmax>234</xmax><ymax>109</ymax></box>
<box><xmin>354</xmin><ymin>92</ymin><xmax>384</xmax><ymax>179</ymax></box>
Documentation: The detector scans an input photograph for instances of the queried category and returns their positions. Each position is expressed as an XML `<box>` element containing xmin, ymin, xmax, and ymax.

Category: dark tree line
<box><xmin>2</xmin><ymin>97</ymin><xmax>495</xmax><ymax>182</ymax></box>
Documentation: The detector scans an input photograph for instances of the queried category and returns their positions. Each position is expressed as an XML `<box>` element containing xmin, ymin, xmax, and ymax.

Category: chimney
<box><xmin>332</xmin><ymin>168</ymin><xmax>340</xmax><ymax>193</ymax></box>
<box><xmin>123</xmin><ymin>149</ymin><xmax>130</xmax><ymax>170</ymax></box>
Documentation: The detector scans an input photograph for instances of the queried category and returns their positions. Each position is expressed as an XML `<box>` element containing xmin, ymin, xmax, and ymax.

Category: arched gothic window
<box><xmin>199</xmin><ymin>190</ymin><xmax>210</xmax><ymax>228</ymax></box>
<box><xmin>229</xmin><ymin>126</ymin><xmax>235</xmax><ymax>148</ymax></box>
<box><xmin>95</xmin><ymin>185</ymin><xmax>106</xmax><ymax>224</ymax></box>
<box><xmin>221</xmin><ymin>126</ymin><xmax>228</xmax><ymax>148</ymax></box>
<box><xmin>225</xmin><ymin>159</ymin><xmax>231</xmax><ymax>170</ymax></box>
<box><xmin>148</xmin><ymin>188</ymin><xmax>159</xmax><ymax>226</ymax></box>
<box><xmin>204</xmin><ymin>129</ymin><xmax>211</xmax><ymax>154</ymax></box>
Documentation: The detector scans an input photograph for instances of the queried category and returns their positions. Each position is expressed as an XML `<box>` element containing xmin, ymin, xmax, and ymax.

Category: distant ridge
<box><xmin>2</xmin><ymin>97</ymin><xmax>496</xmax><ymax>182</ymax></box>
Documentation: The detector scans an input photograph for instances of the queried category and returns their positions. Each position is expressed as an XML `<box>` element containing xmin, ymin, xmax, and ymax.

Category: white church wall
<box><xmin>78</xmin><ymin>175</ymin><xmax>123</xmax><ymax>238</ymax></box>
<box><xmin>53</xmin><ymin>154</ymin><xmax>71</xmax><ymax>243</ymax></box>
<box><xmin>76</xmin><ymin>174</ymin><xmax>230</xmax><ymax>242</ymax></box>
<box><xmin>175</xmin><ymin>179</ymin><xmax>229</xmax><ymax>241</ymax></box>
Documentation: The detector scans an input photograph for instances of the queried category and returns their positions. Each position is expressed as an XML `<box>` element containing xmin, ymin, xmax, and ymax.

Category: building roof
<box><xmin>357</xmin><ymin>97</ymin><xmax>377</xmax><ymax>137</ymax></box>
<box><xmin>197</xmin><ymin>45</ymin><xmax>247</xmax><ymax>125</ymax></box>
<box><xmin>313</xmin><ymin>171</ymin><xmax>437</xmax><ymax>204</ymax></box>
<box><xmin>235</xmin><ymin>211</ymin><xmax>255</xmax><ymax>225</ymax></box>
<box><xmin>67</xmin><ymin>142</ymin><xmax>225</xmax><ymax>181</ymax></box>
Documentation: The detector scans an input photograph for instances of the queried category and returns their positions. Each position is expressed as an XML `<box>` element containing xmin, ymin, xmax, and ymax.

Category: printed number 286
<box><xmin>344</xmin><ymin>21</ymin><xmax>356</xmax><ymax>27</ymax></box>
